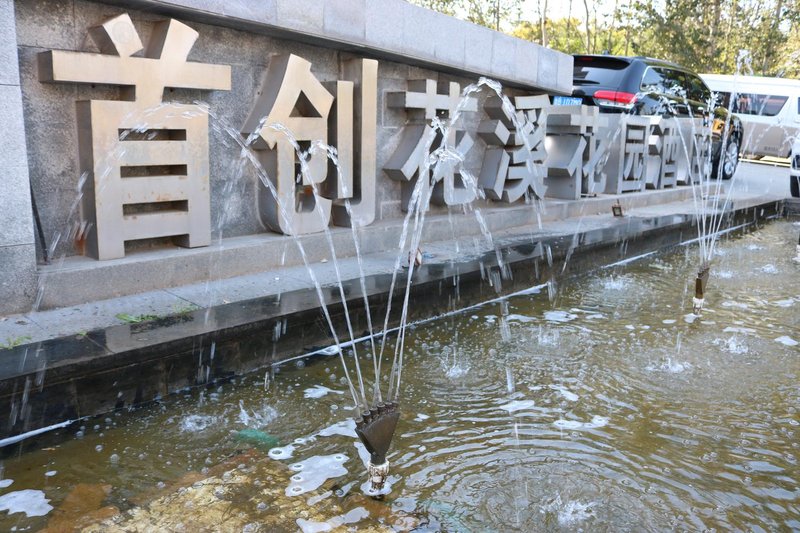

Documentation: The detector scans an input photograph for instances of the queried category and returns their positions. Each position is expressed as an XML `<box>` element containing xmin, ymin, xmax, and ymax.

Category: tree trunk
<box><xmin>583</xmin><ymin>0</ymin><xmax>591</xmax><ymax>53</ymax></box>
<box><xmin>541</xmin><ymin>0</ymin><xmax>549</xmax><ymax>47</ymax></box>
<box><xmin>566</xmin><ymin>0</ymin><xmax>573</xmax><ymax>53</ymax></box>
<box><xmin>607</xmin><ymin>0</ymin><xmax>619</xmax><ymax>53</ymax></box>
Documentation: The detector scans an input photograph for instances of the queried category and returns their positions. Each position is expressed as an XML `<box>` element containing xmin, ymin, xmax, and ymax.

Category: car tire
<box><xmin>714</xmin><ymin>136</ymin><xmax>739</xmax><ymax>180</ymax></box>
<box><xmin>791</xmin><ymin>174</ymin><xmax>800</xmax><ymax>198</ymax></box>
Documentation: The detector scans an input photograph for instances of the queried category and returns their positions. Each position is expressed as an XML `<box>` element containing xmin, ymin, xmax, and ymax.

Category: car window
<box><xmin>686</xmin><ymin>74</ymin><xmax>711</xmax><ymax>104</ymax></box>
<box><xmin>714</xmin><ymin>91</ymin><xmax>731</xmax><ymax>109</ymax></box>
<box><xmin>655</xmin><ymin>68</ymin><xmax>688</xmax><ymax>99</ymax></box>
<box><xmin>573</xmin><ymin>57</ymin><xmax>630</xmax><ymax>87</ymax></box>
<box><xmin>730</xmin><ymin>93</ymin><xmax>788</xmax><ymax>116</ymax></box>
<box><xmin>640</xmin><ymin>67</ymin><xmax>664</xmax><ymax>93</ymax></box>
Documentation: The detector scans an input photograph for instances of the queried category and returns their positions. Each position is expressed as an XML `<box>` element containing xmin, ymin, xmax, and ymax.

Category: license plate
<box><xmin>553</xmin><ymin>96</ymin><xmax>583</xmax><ymax>106</ymax></box>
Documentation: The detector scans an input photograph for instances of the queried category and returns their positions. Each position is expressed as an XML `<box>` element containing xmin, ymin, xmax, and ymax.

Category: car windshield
<box><xmin>573</xmin><ymin>57</ymin><xmax>630</xmax><ymax>86</ymax></box>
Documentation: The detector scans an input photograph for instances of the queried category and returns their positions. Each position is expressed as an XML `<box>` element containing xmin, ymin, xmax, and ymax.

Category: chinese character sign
<box><xmin>478</xmin><ymin>94</ymin><xmax>548</xmax><ymax>203</ymax></box>
<box><xmin>603</xmin><ymin>115</ymin><xmax>653</xmax><ymax>194</ymax></box>
<box><xmin>241</xmin><ymin>55</ymin><xmax>378</xmax><ymax>235</ymax></box>
<box><xmin>543</xmin><ymin>104</ymin><xmax>608</xmax><ymax>199</ymax></box>
<box><xmin>384</xmin><ymin>80</ymin><xmax>478</xmax><ymax>211</ymax></box>
<box><xmin>39</xmin><ymin>14</ymin><xmax>231</xmax><ymax>260</ymax></box>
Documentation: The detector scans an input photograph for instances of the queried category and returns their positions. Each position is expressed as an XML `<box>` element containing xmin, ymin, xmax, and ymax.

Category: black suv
<box><xmin>569</xmin><ymin>55</ymin><xmax>743</xmax><ymax>180</ymax></box>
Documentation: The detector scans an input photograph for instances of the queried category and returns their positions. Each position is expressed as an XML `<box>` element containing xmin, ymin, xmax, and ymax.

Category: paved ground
<box><xmin>0</xmin><ymin>162</ymin><xmax>791</xmax><ymax>347</ymax></box>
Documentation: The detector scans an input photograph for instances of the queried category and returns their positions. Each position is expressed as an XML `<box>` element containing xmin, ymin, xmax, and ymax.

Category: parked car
<box><xmin>701</xmin><ymin>73</ymin><xmax>800</xmax><ymax>159</ymax></box>
<box><xmin>563</xmin><ymin>55</ymin><xmax>744</xmax><ymax>180</ymax></box>
<box><xmin>791</xmin><ymin>137</ymin><xmax>800</xmax><ymax>197</ymax></box>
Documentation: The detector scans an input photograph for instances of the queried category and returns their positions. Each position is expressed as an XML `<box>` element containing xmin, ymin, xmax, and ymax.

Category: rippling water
<box><xmin>1</xmin><ymin>221</ymin><xmax>798</xmax><ymax>531</ymax></box>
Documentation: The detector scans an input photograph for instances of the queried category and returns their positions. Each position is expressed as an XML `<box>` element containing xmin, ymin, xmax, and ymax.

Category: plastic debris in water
<box><xmin>235</xmin><ymin>428</ymin><xmax>279</xmax><ymax>449</ymax></box>
<box><xmin>354</xmin><ymin>402</ymin><xmax>400</xmax><ymax>493</ymax></box>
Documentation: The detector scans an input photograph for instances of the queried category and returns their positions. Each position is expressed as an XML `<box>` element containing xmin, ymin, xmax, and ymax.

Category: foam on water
<box><xmin>505</xmin><ymin>314</ymin><xmax>537</xmax><ymax>323</ymax></box>
<box><xmin>0</xmin><ymin>490</ymin><xmax>52</xmax><ymax>517</ymax></box>
<box><xmin>318</xmin><ymin>419</ymin><xmax>357</xmax><ymax>438</ymax></box>
<box><xmin>723</xmin><ymin>326</ymin><xmax>756</xmax><ymax>335</ymax></box>
<box><xmin>44</xmin><ymin>471</ymin><xmax>56</xmax><ymax>478</ymax></box>
<box><xmin>444</xmin><ymin>362</ymin><xmax>470</xmax><ymax>379</ymax></box>
<box><xmin>775</xmin><ymin>336</ymin><xmax>798</xmax><ymax>347</ymax></box>
<box><xmin>601</xmin><ymin>277</ymin><xmax>627</xmax><ymax>290</ymax></box>
<box><xmin>647</xmin><ymin>358</ymin><xmax>691</xmax><ymax>373</ymax></box>
<box><xmin>360</xmin><ymin>475</ymin><xmax>399</xmax><ymax>497</ymax></box>
<box><xmin>721</xmin><ymin>301</ymin><xmax>750</xmax><ymax>310</ymax></box>
<box><xmin>238</xmin><ymin>400</ymin><xmax>278</xmax><ymax>428</ymax></box>
<box><xmin>285</xmin><ymin>454</ymin><xmax>348</xmax><ymax>496</ymax></box>
<box><xmin>303</xmin><ymin>385</ymin><xmax>343</xmax><ymax>399</ymax></box>
<box><xmin>662</xmin><ymin>319</ymin><xmax>677</xmax><ymax>324</ymax></box>
<box><xmin>773</xmin><ymin>298</ymin><xmax>796</xmax><ymax>307</ymax></box>
<box><xmin>550</xmin><ymin>385</ymin><xmax>579</xmax><ymax>402</ymax></box>
<box><xmin>179</xmin><ymin>414</ymin><xmax>218</xmax><ymax>433</ymax></box>
<box><xmin>354</xmin><ymin>441</ymin><xmax>370</xmax><ymax>468</ymax></box>
<box><xmin>544</xmin><ymin>310</ymin><xmax>578</xmax><ymax>323</ymax></box>
<box><xmin>684</xmin><ymin>313</ymin><xmax>698</xmax><ymax>324</ymax></box>
<box><xmin>558</xmin><ymin>500</ymin><xmax>595</xmax><ymax>526</ymax></box>
<box><xmin>498</xmin><ymin>400</ymin><xmax>535</xmax><ymax>413</ymax></box>
<box><xmin>297</xmin><ymin>507</ymin><xmax>369</xmax><ymax>533</ymax></box>
<box><xmin>268</xmin><ymin>444</ymin><xmax>296</xmax><ymax>460</ymax></box>
<box><xmin>716</xmin><ymin>270</ymin><xmax>733</xmax><ymax>279</ymax></box>
<box><xmin>414</xmin><ymin>413</ymin><xmax>430</xmax><ymax>421</ymax></box>
<box><xmin>713</xmin><ymin>336</ymin><xmax>749</xmax><ymax>355</ymax></box>
<box><xmin>553</xmin><ymin>416</ymin><xmax>609</xmax><ymax>430</ymax></box>
<box><xmin>0</xmin><ymin>480</ymin><xmax>12</xmax><ymax>489</ymax></box>
<box><xmin>760</xmin><ymin>264</ymin><xmax>779</xmax><ymax>274</ymax></box>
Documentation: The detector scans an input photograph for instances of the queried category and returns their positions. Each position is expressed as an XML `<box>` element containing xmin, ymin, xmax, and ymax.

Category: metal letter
<box><xmin>328</xmin><ymin>59</ymin><xmax>378</xmax><ymax>227</ymax></box>
<box><xmin>242</xmin><ymin>54</ymin><xmax>334</xmax><ymax>235</ymax></box>
<box><xmin>385</xmin><ymin>81</ymin><xmax>478</xmax><ymax>211</ymax></box>
<box><xmin>39</xmin><ymin>14</ymin><xmax>231</xmax><ymax>260</ymax></box>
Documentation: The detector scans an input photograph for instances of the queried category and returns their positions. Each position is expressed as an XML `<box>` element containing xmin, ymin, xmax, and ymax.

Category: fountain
<box><xmin>0</xmin><ymin>2</ymin><xmax>797</xmax><ymax>530</ymax></box>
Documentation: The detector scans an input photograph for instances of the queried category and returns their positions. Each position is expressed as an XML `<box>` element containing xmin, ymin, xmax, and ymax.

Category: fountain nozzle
<box><xmin>693</xmin><ymin>263</ymin><xmax>710</xmax><ymax>314</ymax></box>
<box><xmin>794</xmin><ymin>233</ymin><xmax>800</xmax><ymax>263</ymax></box>
<box><xmin>355</xmin><ymin>402</ymin><xmax>400</xmax><ymax>493</ymax></box>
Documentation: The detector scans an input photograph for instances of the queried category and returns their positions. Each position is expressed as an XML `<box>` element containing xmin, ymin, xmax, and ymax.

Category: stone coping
<box><xmin>31</xmin><ymin>187</ymin><xmax>697</xmax><ymax>311</ymax></box>
<box><xmin>102</xmin><ymin>0</ymin><xmax>572</xmax><ymax>93</ymax></box>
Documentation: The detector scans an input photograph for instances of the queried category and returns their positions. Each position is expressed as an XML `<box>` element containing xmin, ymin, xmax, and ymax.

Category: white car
<box><xmin>792</xmin><ymin>137</ymin><xmax>800</xmax><ymax>197</ymax></box>
<box><xmin>701</xmin><ymin>73</ymin><xmax>800</xmax><ymax>159</ymax></box>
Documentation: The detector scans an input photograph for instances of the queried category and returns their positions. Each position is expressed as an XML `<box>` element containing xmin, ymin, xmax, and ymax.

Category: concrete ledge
<box><xmin>33</xmin><ymin>187</ymin><xmax>697</xmax><ymax>310</ymax></box>
<box><xmin>99</xmin><ymin>0</ymin><xmax>572</xmax><ymax>93</ymax></box>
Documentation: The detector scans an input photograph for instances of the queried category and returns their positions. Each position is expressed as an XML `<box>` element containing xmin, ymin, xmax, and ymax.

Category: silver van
<box><xmin>701</xmin><ymin>74</ymin><xmax>800</xmax><ymax>158</ymax></box>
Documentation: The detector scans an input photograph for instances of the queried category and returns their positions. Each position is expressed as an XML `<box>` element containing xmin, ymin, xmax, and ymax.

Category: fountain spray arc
<box><xmin>236</xmin><ymin>68</ymin><xmax>549</xmax><ymax>492</ymax></box>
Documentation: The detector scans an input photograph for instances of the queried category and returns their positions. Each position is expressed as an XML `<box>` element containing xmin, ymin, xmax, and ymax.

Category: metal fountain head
<box><xmin>354</xmin><ymin>401</ymin><xmax>400</xmax><ymax>493</ymax></box>
<box><xmin>795</xmin><ymin>233</ymin><xmax>800</xmax><ymax>262</ymax></box>
<box><xmin>692</xmin><ymin>262</ymin><xmax>711</xmax><ymax>314</ymax></box>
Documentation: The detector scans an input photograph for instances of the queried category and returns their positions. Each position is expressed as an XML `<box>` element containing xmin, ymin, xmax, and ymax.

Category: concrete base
<box><xmin>32</xmin><ymin>187</ymin><xmax>697</xmax><ymax>310</ymax></box>
<box><xmin>784</xmin><ymin>197</ymin><xmax>800</xmax><ymax>216</ymax></box>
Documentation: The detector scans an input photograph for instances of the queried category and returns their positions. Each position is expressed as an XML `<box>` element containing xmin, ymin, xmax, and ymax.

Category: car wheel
<box><xmin>715</xmin><ymin>136</ymin><xmax>739</xmax><ymax>180</ymax></box>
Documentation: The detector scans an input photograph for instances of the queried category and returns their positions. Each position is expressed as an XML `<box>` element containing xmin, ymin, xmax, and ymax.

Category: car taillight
<box><xmin>593</xmin><ymin>90</ymin><xmax>637</xmax><ymax>109</ymax></box>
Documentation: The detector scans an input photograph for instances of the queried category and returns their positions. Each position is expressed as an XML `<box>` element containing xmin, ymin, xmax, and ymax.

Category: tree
<box><xmin>414</xmin><ymin>0</ymin><xmax>800</xmax><ymax>79</ymax></box>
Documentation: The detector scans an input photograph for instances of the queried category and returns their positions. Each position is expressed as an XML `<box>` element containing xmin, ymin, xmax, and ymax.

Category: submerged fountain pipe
<box><xmin>692</xmin><ymin>262</ymin><xmax>710</xmax><ymax>314</ymax></box>
<box><xmin>354</xmin><ymin>402</ymin><xmax>400</xmax><ymax>492</ymax></box>
<box><xmin>795</xmin><ymin>233</ymin><xmax>800</xmax><ymax>263</ymax></box>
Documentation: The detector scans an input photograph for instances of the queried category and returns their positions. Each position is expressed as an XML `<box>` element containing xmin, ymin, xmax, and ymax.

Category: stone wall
<box><xmin>6</xmin><ymin>0</ymin><xmax>570</xmax><ymax>314</ymax></box>
<box><xmin>0</xmin><ymin>0</ymin><xmax>37</xmax><ymax>314</ymax></box>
